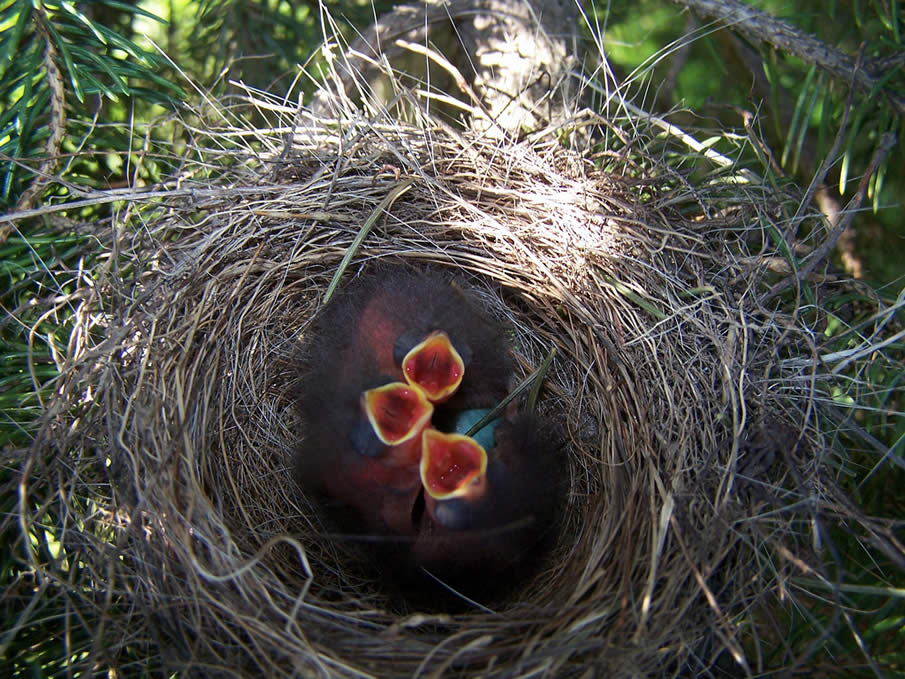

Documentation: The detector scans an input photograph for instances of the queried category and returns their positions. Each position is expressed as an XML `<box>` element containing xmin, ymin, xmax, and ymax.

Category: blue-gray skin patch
<box><xmin>452</xmin><ymin>408</ymin><xmax>500</xmax><ymax>451</ymax></box>
<box><xmin>431</xmin><ymin>459</ymin><xmax>506</xmax><ymax>530</ymax></box>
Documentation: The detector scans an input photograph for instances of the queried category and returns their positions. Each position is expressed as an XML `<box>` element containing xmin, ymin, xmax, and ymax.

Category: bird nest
<box><xmin>17</xmin><ymin>85</ymin><xmax>861</xmax><ymax>677</ymax></box>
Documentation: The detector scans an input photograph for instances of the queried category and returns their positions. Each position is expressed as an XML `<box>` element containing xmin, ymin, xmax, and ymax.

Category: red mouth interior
<box><xmin>402</xmin><ymin>334</ymin><xmax>463</xmax><ymax>400</ymax></box>
<box><xmin>366</xmin><ymin>384</ymin><xmax>431</xmax><ymax>444</ymax></box>
<box><xmin>422</xmin><ymin>432</ymin><xmax>484</xmax><ymax>495</ymax></box>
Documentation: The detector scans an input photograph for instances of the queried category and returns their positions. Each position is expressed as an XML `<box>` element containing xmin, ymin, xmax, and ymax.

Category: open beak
<box><xmin>419</xmin><ymin>429</ymin><xmax>488</xmax><ymax>501</ymax></box>
<box><xmin>362</xmin><ymin>382</ymin><xmax>434</xmax><ymax>447</ymax></box>
<box><xmin>401</xmin><ymin>332</ymin><xmax>465</xmax><ymax>403</ymax></box>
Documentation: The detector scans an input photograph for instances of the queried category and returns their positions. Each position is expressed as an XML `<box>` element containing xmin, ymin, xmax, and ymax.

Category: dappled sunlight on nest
<box><xmin>19</xmin><ymin>81</ymin><xmax>865</xmax><ymax>676</ymax></box>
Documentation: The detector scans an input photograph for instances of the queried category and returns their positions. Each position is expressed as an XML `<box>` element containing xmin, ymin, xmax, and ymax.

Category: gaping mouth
<box><xmin>401</xmin><ymin>332</ymin><xmax>465</xmax><ymax>402</ymax></box>
<box><xmin>419</xmin><ymin>428</ymin><xmax>487</xmax><ymax>500</ymax></box>
<box><xmin>362</xmin><ymin>382</ymin><xmax>434</xmax><ymax>445</ymax></box>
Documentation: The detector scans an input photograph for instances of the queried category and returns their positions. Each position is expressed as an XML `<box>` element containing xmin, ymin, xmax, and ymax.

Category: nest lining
<box><xmin>22</xmin><ymin>99</ymin><xmax>836</xmax><ymax>677</ymax></box>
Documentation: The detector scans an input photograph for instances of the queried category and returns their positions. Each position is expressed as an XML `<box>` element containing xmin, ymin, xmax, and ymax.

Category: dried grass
<box><xmin>10</xmin><ymin>51</ymin><xmax>892</xmax><ymax>679</ymax></box>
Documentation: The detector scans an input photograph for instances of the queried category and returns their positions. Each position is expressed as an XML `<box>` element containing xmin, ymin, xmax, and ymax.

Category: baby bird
<box><xmin>419</xmin><ymin>428</ymin><xmax>489</xmax><ymax>531</ymax></box>
<box><xmin>339</xmin><ymin>264</ymin><xmax>512</xmax><ymax>409</ymax></box>
<box><xmin>398</xmin><ymin>332</ymin><xmax>465</xmax><ymax>403</ymax></box>
<box><xmin>293</xmin><ymin>262</ymin><xmax>564</xmax><ymax>607</ymax></box>
<box><xmin>296</xmin><ymin>369</ymin><xmax>432</xmax><ymax>535</ymax></box>
<box><xmin>412</xmin><ymin>413</ymin><xmax>564</xmax><ymax>600</ymax></box>
<box><xmin>293</xmin><ymin>262</ymin><xmax>511</xmax><ymax>536</ymax></box>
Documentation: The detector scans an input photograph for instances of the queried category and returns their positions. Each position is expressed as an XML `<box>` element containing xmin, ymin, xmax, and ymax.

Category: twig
<box><xmin>673</xmin><ymin>0</ymin><xmax>905</xmax><ymax>114</ymax></box>
<box><xmin>764</xmin><ymin>131</ymin><xmax>897</xmax><ymax>302</ymax></box>
<box><xmin>3</xmin><ymin>13</ymin><xmax>67</xmax><ymax>243</ymax></box>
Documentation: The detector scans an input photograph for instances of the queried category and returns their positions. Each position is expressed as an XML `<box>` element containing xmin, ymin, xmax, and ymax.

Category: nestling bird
<box><xmin>412</xmin><ymin>413</ymin><xmax>564</xmax><ymax>598</ymax></box>
<box><xmin>399</xmin><ymin>331</ymin><xmax>465</xmax><ymax>403</ymax></box>
<box><xmin>296</xmin><ymin>372</ymin><xmax>433</xmax><ymax>535</ymax></box>
<box><xmin>332</xmin><ymin>264</ymin><xmax>513</xmax><ymax>409</ymax></box>
<box><xmin>293</xmin><ymin>263</ymin><xmax>511</xmax><ymax>537</ymax></box>
<box><xmin>419</xmin><ymin>428</ymin><xmax>489</xmax><ymax>531</ymax></box>
<box><xmin>293</xmin><ymin>262</ymin><xmax>563</xmax><ymax>607</ymax></box>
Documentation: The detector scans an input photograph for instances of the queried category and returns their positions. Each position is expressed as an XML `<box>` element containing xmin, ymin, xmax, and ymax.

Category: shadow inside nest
<box><xmin>287</xmin><ymin>260</ymin><xmax>569</xmax><ymax>612</ymax></box>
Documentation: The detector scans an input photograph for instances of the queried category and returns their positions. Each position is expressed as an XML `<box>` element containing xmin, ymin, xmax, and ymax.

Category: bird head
<box><xmin>419</xmin><ymin>428</ymin><xmax>490</xmax><ymax>530</ymax></box>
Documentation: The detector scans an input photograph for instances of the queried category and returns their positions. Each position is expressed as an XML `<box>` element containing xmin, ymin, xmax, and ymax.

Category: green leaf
<box><xmin>3</xmin><ymin>52</ymin><xmax>42</xmax><ymax>199</ymax></box>
<box><xmin>762</xmin><ymin>50</ymin><xmax>784</xmax><ymax>143</ymax></box>
<box><xmin>59</xmin><ymin>0</ymin><xmax>107</xmax><ymax>46</ymax></box>
<box><xmin>70</xmin><ymin>63</ymin><xmax>118</xmax><ymax>101</ymax></box>
<box><xmin>68</xmin><ymin>44</ymin><xmax>127</xmax><ymax>95</ymax></box>
<box><xmin>872</xmin><ymin>160</ymin><xmax>885</xmax><ymax>213</ymax></box>
<box><xmin>93</xmin><ymin>22</ymin><xmax>152</xmax><ymax>63</ymax></box>
<box><xmin>0</xmin><ymin>1</ymin><xmax>32</xmax><ymax>82</ymax></box>
<box><xmin>101</xmin><ymin>0</ymin><xmax>167</xmax><ymax>24</ymax></box>
<box><xmin>113</xmin><ymin>59</ymin><xmax>185</xmax><ymax>99</ymax></box>
<box><xmin>892</xmin><ymin>0</ymin><xmax>902</xmax><ymax>41</ymax></box>
<box><xmin>791</xmin><ymin>72</ymin><xmax>824</xmax><ymax>174</ymax></box>
<box><xmin>840</xmin><ymin>100</ymin><xmax>869</xmax><ymax>194</ymax></box>
<box><xmin>814</xmin><ymin>84</ymin><xmax>833</xmax><ymax>159</ymax></box>
<box><xmin>854</xmin><ymin>0</ymin><xmax>865</xmax><ymax>26</ymax></box>
<box><xmin>782</xmin><ymin>64</ymin><xmax>817</xmax><ymax>169</ymax></box>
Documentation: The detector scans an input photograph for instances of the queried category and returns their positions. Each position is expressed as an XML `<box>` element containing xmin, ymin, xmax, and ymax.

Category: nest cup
<box><xmin>24</xmin><ymin>94</ymin><xmax>834</xmax><ymax>677</ymax></box>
